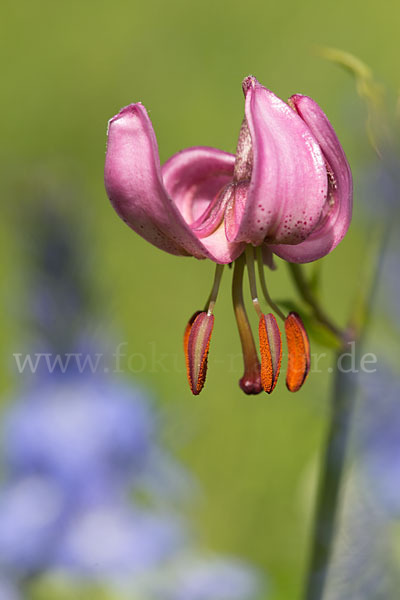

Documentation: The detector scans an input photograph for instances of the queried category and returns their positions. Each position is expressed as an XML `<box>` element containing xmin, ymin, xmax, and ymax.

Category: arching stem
<box><xmin>256</xmin><ymin>247</ymin><xmax>286</xmax><ymax>321</ymax></box>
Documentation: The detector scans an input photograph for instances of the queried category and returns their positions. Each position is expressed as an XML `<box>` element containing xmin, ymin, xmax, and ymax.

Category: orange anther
<box><xmin>184</xmin><ymin>311</ymin><xmax>214</xmax><ymax>395</ymax></box>
<box><xmin>259</xmin><ymin>313</ymin><xmax>282</xmax><ymax>394</ymax></box>
<box><xmin>285</xmin><ymin>312</ymin><xmax>310</xmax><ymax>392</ymax></box>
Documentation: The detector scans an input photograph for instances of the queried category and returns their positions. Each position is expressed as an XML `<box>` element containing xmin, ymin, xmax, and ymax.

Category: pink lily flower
<box><xmin>105</xmin><ymin>76</ymin><xmax>352</xmax><ymax>395</ymax></box>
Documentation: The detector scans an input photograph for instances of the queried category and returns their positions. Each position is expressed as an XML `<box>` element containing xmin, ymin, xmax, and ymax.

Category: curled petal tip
<box><xmin>242</xmin><ymin>75</ymin><xmax>257</xmax><ymax>95</ymax></box>
<box><xmin>285</xmin><ymin>312</ymin><xmax>311</xmax><ymax>392</ymax></box>
<box><xmin>113</xmin><ymin>103</ymin><xmax>137</xmax><ymax>119</ymax></box>
<box><xmin>184</xmin><ymin>312</ymin><xmax>214</xmax><ymax>395</ymax></box>
<box><xmin>259</xmin><ymin>314</ymin><xmax>282</xmax><ymax>394</ymax></box>
<box><xmin>107</xmin><ymin>103</ymin><xmax>142</xmax><ymax>131</ymax></box>
<box><xmin>271</xmin><ymin>94</ymin><xmax>353</xmax><ymax>263</ymax></box>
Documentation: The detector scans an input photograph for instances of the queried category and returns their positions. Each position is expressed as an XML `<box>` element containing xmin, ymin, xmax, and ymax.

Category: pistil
<box><xmin>245</xmin><ymin>245</ymin><xmax>282</xmax><ymax>393</ymax></box>
<box><xmin>232</xmin><ymin>255</ymin><xmax>262</xmax><ymax>394</ymax></box>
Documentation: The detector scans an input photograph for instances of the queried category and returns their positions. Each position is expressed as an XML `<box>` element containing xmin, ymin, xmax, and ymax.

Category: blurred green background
<box><xmin>1</xmin><ymin>0</ymin><xmax>396</xmax><ymax>598</ymax></box>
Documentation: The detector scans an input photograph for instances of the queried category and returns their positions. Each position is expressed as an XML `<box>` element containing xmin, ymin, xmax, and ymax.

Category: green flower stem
<box><xmin>302</xmin><ymin>50</ymin><xmax>394</xmax><ymax>600</ymax></box>
<box><xmin>303</xmin><ymin>223</ymin><xmax>390</xmax><ymax>600</ymax></box>
<box><xmin>347</xmin><ymin>223</ymin><xmax>387</xmax><ymax>339</ymax></box>
<box><xmin>287</xmin><ymin>263</ymin><xmax>344</xmax><ymax>342</ymax></box>
<box><xmin>303</xmin><ymin>347</ymin><xmax>357</xmax><ymax>600</ymax></box>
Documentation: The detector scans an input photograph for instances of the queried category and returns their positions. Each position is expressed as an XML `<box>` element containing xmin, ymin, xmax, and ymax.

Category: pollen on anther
<box><xmin>259</xmin><ymin>313</ymin><xmax>282</xmax><ymax>394</ymax></box>
<box><xmin>285</xmin><ymin>312</ymin><xmax>310</xmax><ymax>392</ymax></box>
<box><xmin>184</xmin><ymin>311</ymin><xmax>214</xmax><ymax>396</ymax></box>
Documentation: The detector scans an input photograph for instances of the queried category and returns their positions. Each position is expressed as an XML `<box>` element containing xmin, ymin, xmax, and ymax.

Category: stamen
<box><xmin>259</xmin><ymin>313</ymin><xmax>282</xmax><ymax>394</ymax></box>
<box><xmin>256</xmin><ymin>246</ymin><xmax>286</xmax><ymax>321</ymax></box>
<box><xmin>245</xmin><ymin>245</ymin><xmax>263</xmax><ymax>318</ymax></box>
<box><xmin>184</xmin><ymin>311</ymin><xmax>214</xmax><ymax>396</ymax></box>
<box><xmin>285</xmin><ymin>312</ymin><xmax>311</xmax><ymax>392</ymax></box>
<box><xmin>232</xmin><ymin>255</ymin><xmax>262</xmax><ymax>394</ymax></box>
<box><xmin>206</xmin><ymin>264</ymin><xmax>224</xmax><ymax>315</ymax></box>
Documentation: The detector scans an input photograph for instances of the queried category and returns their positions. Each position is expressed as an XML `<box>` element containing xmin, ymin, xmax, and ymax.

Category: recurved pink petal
<box><xmin>190</xmin><ymin>183</ymin><xmax>234</xmax><ymax>239</ymax></box>
<box><xmin>105</xmin><ymin>104</ymin><xmax>188</xmax><ymax>256</ymax></box>
<box><xmin>162</xmin><ymin>147</ymin><xmax>246</xmax><ymax>263</ymax></box>
<box><xmin>105</xmin><ymin>104</ymin><xmax>240</xmax><ymax>263</ymax></box>
<box><xmin>227</xmin><ymin>77</ymin><xmax>328</xmax><ymax>247</ymax></box>
<box><xmin>270</xmin><ymin>95</ymin><xmax>353</xmax><ymax>263</ymax></box>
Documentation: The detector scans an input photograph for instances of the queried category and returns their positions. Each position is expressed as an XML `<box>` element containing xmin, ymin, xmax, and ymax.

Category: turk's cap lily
<box><xmin>105</xmin><ymin>76</ymin><xmax>352</xmax><ymax>395</ymax></box>
<box><xmin>105</xmin><ymin>76</ymin><xmax>352</xmax><ymax>265</ymax></box>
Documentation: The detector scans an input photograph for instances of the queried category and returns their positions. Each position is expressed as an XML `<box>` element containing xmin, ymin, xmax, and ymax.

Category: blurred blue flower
<box><xmin>1</xmin><ymin>193</ymin><xmax>265</xmax><ymax>596</ymax></box>
<box><xmin>55</xmin><ymin>504</ymin><xmax>184</xmax><ymax>580</ymax></box>
<box><xmin>165</xmin><ymin>558</ymin><xmax>262</xmax><ymax>600</ymax></box>
<box><xmin>3</xmin><ymin>377</ymin><xmax>154</xmax><ymax>502</ymax></box>
<box><xmin>136</xmin><ymin>447</ymin><xmax>198</xmax><ymax>508</ymax></box>
<box><xmin>20</xmin><ymin>198</ymin><xmax>94</xmax><ymax>352</ymax></box>
<box><xmin>357</xmin><ymin>366</ymin><xmax>400</xmax><ymax>516</ymax></box>
<box><xmin>0</xmin><ymin>476</ymin><xmax>65</xmax><ymax>574</ymax></box>
<box><xmin>381</xmin><ymin>246</ymin><xmax>400</xmax><ymax>327</ymax></box>
<box><xmin>0</xmin><ymin>579</ymin><xmax>21</xmax><ymax>600</ymax></box>
<box><xmin>0</xmin><ymin>374</ymin><xmax>264</xmax><ymax>595</ymax></box>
